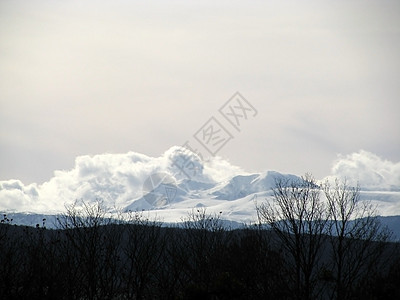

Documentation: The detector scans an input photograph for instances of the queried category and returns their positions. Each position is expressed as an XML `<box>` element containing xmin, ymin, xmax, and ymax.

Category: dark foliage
<box><xmin>0</xmin><ymin>208</ymin><xmax>399</xmax><ymax>299</ymax></box>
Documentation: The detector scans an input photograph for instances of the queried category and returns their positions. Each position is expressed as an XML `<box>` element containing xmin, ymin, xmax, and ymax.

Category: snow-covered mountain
<box><xmin>211</xmin><ymin>171</ymin><xmax>301</xmax><ymax>200</ymax></box>
<box><xmin>1</xmin><ymin>146</ymin><xmax>400</xmax><ymax>227</ymax></box>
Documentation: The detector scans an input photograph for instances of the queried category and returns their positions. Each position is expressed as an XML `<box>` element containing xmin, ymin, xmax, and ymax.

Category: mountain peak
<box><xmin>1</xmin><ymin>147</ymin><xmax>399</xmax><ymax>219</ymax></box>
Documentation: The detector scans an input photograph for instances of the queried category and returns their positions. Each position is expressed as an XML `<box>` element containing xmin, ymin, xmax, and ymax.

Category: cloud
<box><xmin>0</xmin><ymin>180</ymin><xmax>42</xmax><ymax>211</ymax></box>
<box><xmin>1</xmin><ymin>147</ymin><xmax>399</xmax><ymax>214</ymax></box>
<box><xmin>325</xmin><ymin>150</ymin><xmax>400</xmax><ymax>191</ymax></box>
<box><xmin>0</xmin><ymin>146</ymin><xmax>243</xmax><ymax>213</ymax></box>
<box><xmin>203</xmin><ymin>156</ymin><xmax>245</xmax><ymax>183</ymax></box>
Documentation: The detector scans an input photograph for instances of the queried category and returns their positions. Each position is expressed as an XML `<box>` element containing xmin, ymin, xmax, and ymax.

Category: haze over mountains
<box><xmin>1</xmin><ymin>146</ymin><xmax>400</xmax><ymax>226</ymax></box>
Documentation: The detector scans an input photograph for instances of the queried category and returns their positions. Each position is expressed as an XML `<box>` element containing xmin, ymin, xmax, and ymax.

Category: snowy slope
<box><xmin>1</xmin><ymin>146</ymin><xmax>400</xmax><ymax>228</ymax></box>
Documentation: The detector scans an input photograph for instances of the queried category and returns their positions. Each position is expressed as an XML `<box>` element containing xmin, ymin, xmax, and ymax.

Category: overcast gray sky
<box><xmin>1</xmin><ymin>0</ymin><xmax>399</xmax><ymax>184</ymax></box>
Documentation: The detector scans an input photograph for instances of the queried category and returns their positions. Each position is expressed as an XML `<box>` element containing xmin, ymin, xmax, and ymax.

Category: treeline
<box><xmin>1</xmin><ymin>176</ymin><xmax>400</xmax><ymax>299</ymax></box>
<box><xmin>0</xmin><ymin>209</ymin><xmax>399</xmax><ymax>300</ymax></box>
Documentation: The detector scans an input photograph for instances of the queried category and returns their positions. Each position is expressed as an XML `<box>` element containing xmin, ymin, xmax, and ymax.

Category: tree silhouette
<box><xmin>323</xmin><ymin>179</ymin><xmax>392</xmax><ymax>299</ymax></box>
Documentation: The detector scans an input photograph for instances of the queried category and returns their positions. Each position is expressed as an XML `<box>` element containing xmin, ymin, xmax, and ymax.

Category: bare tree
<box><xmin>56</xmin><ymin>199</ymin><xmax>123</xmax><ymax>300</ymax></box>
<box><xmin>323</xmin><ymin>179</ymin><xmax>392</xmax><ymax>300</ymax></box>
<box><xmin>121</xmin><ymin>211</ymin><xmax>166</xmax><ymax>300</ymax></box>
<box><xmin>0</xmin><ymin>215</ymin><xmax>23</xmax><ymax>299</ymax></box>
<box><xmin>178</xmin><ymin>208</ymin><xmax>231</xmax><ymax>298</ymax></box>
<box><xmin>256</xmin><ymin>174</ymin><xmax>329</xmax><ymax>300</ymax></box>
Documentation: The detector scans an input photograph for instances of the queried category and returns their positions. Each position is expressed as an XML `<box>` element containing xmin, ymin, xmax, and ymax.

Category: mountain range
<box><xmin>1</xmin><ymin>146</ymin><xmax>400</xmax><ymax>236</ymax></box>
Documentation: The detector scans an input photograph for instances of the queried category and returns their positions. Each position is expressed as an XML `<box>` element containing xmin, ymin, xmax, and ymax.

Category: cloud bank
<box><xmin>0</xmin><ymin>147</ymin><xmax>399</xmax><ymax>214</ymax></box>
<box><xmin>0</xmin><ymin>146</ymin><xmax>243</xmax><ymax>213</ymax></box>
<box><xmin>326</xmin><ymin>150</ymin><xmax>400</xmax><ymax>191</ymax></box>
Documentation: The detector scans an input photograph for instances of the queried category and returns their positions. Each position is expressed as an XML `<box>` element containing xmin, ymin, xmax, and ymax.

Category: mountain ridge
<box><xmin>1</xmin><ymin>146</ymin><xmax>400</xmax><ymax>222</ymax></box>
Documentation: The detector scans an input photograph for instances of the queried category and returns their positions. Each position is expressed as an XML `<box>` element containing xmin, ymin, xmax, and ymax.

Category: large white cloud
<box><xmin>1</xmin><ymin>147</ymin><xmax>399</xmax><ymax>214</ymax></box>
<box><xmin>325</xmin><ymin>150</ymin><xmax>400</xmax><ymax>191</ymax></box>
<box><xmin>0</xmin><ymin>146</ymin><xmax>243</xmax><ymax>213</ymax></box>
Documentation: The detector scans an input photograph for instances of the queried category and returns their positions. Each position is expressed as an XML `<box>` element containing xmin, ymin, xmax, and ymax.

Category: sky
<box><xmin>1</xmin><ymin>0</ymin><xmax>400</xmax><ymax>186</ymax></box>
